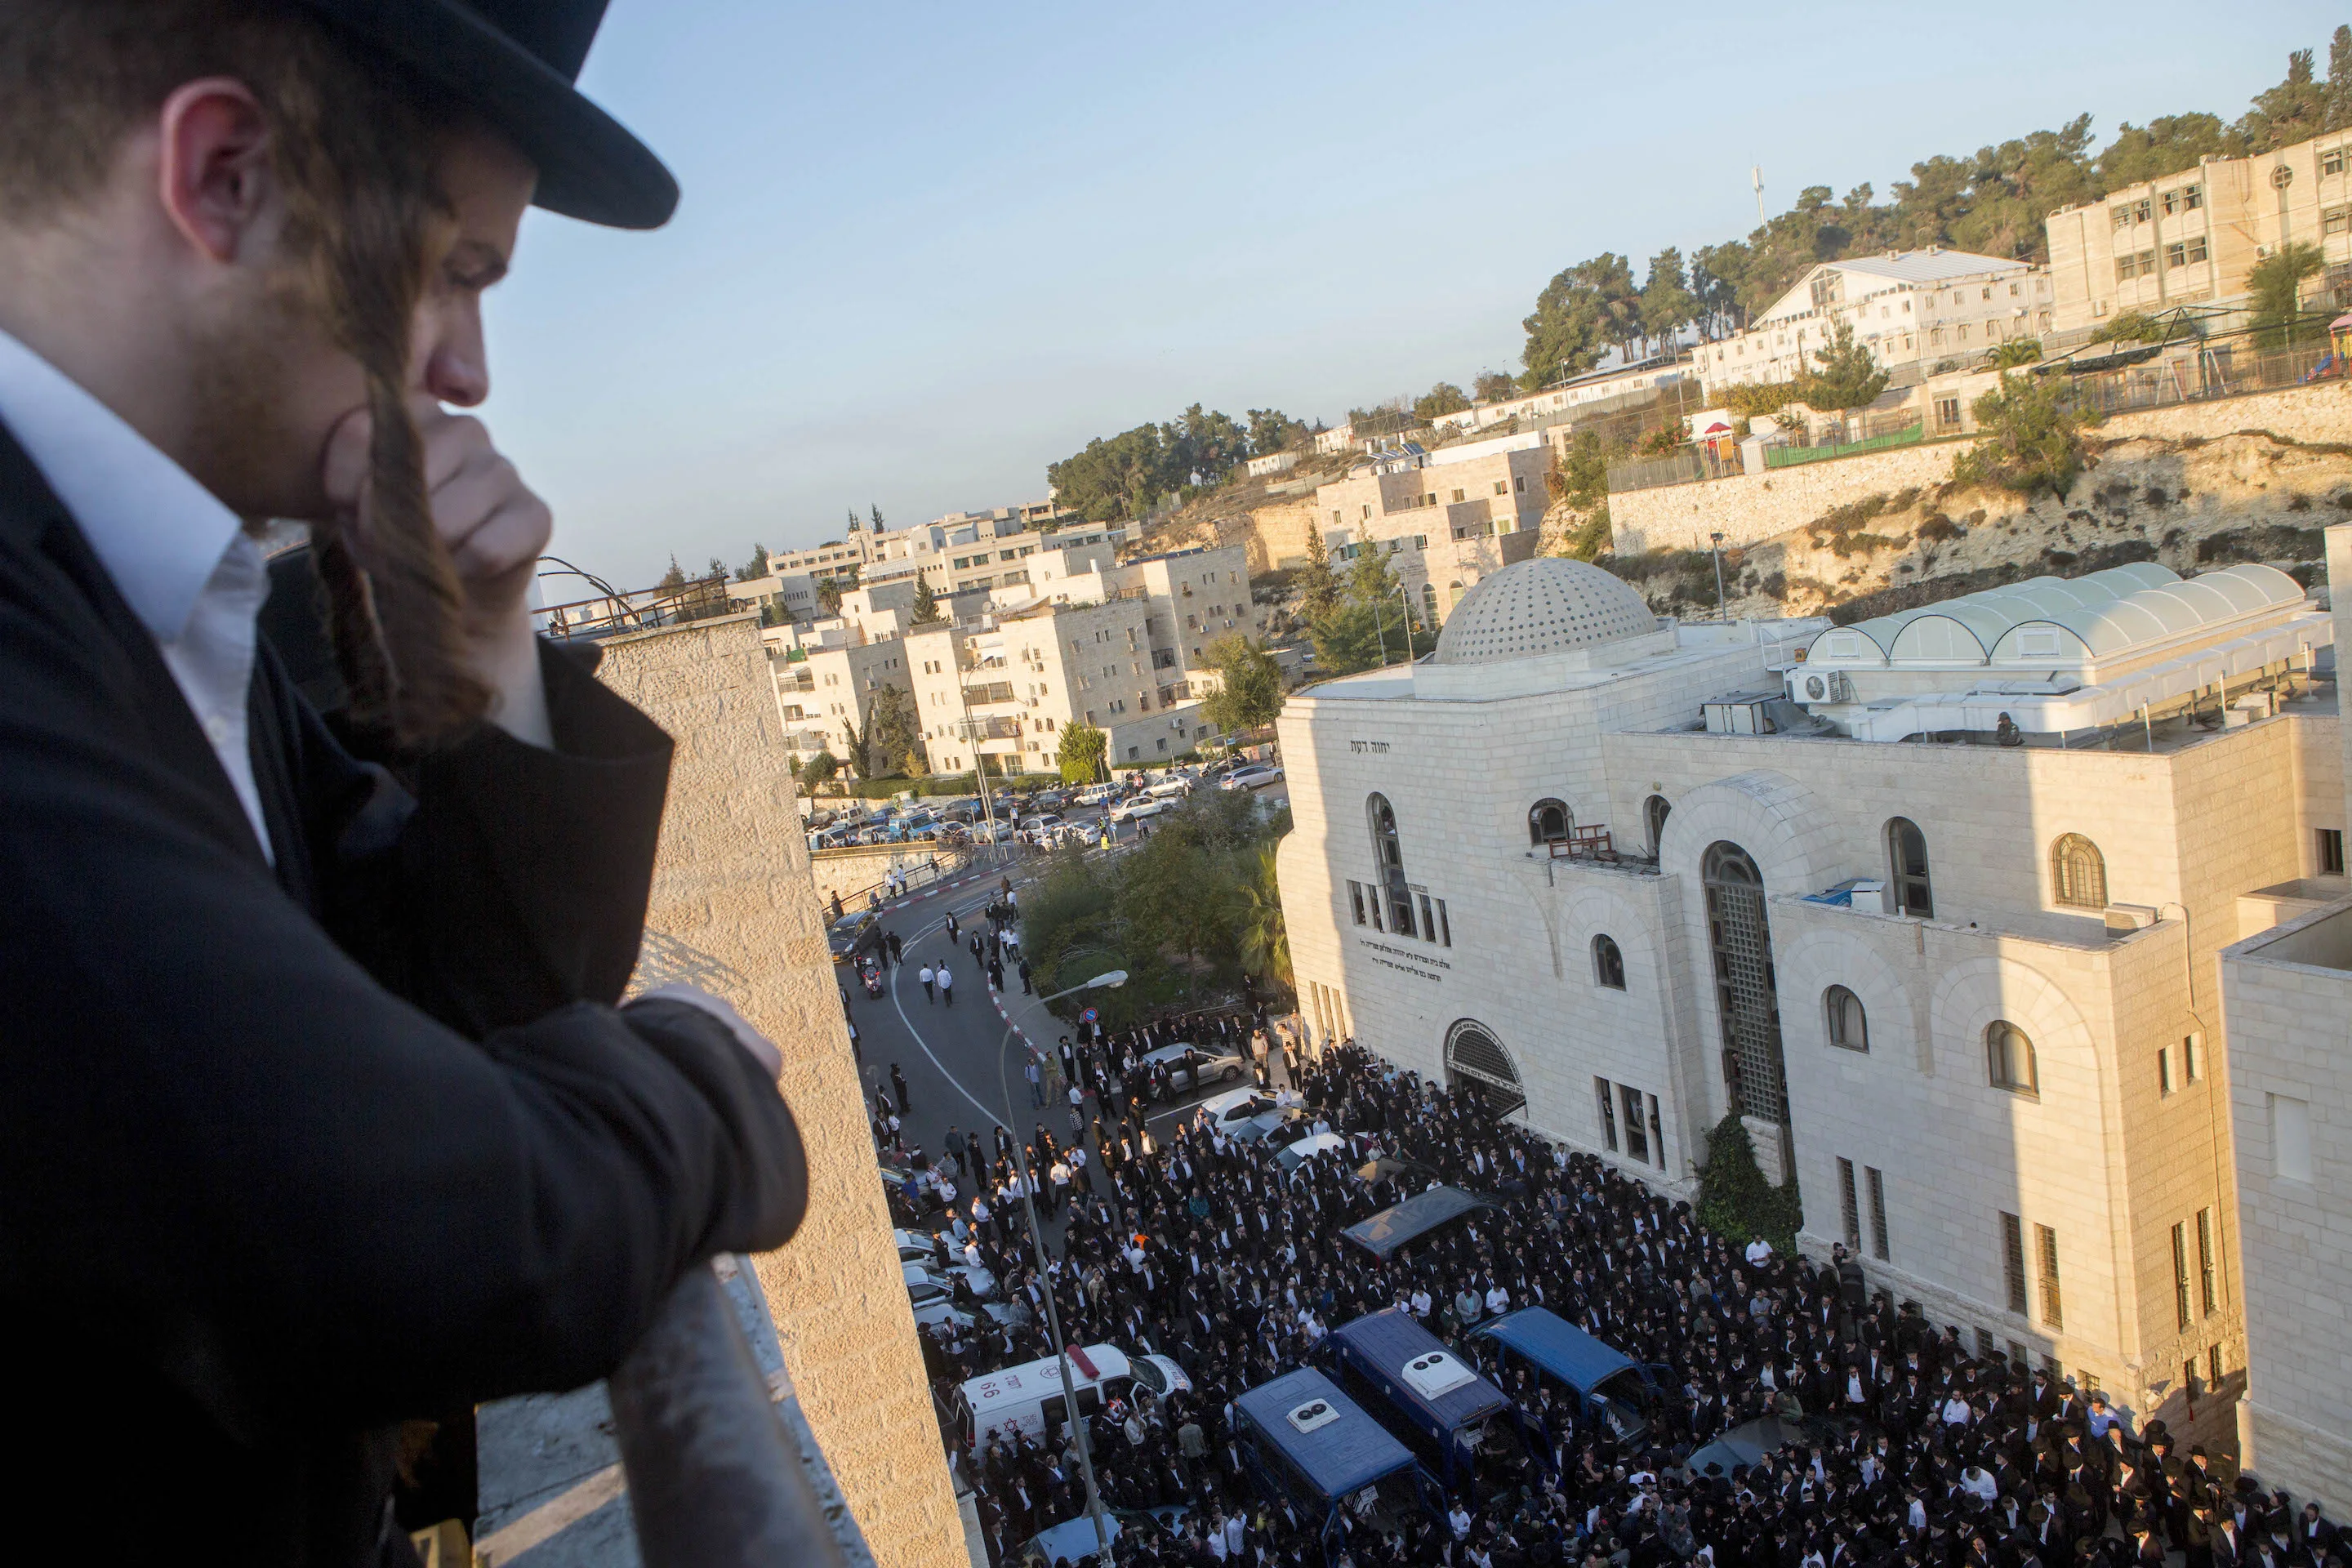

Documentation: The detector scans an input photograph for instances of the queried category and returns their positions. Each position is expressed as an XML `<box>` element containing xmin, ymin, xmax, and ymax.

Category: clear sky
<box><xmin>486</xmin><ymin>2</ymin><xmax>2333</xmax><ymax>590</ymax></box>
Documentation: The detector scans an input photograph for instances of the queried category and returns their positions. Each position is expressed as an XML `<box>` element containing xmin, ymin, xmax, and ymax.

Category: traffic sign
<box><xmin>1081</xmin><ymin>1007</ymin><xmax>1098</xmax><ymax>1022</ymax></box>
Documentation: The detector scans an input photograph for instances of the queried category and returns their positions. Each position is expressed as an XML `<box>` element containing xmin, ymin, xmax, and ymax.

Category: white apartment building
<box><xmin>906</xmin><ymin>599</ymin><xmax>1221</xmax><ymax>776</ymax></box>
<box><xmin>767</xmin><ymin>635</ymin><xmax>917</xmax><ymax>772</ymax></box>
<box><xmin>1313</xmin><ymin>423</ymin><xmax>1358</xmax><ymax>456</ymax></box>
<box><xmin>1027</xmin><ymin>543</ymin><xmax>1271</xmax><ymax>706</ymax></box>
<box><xmin>727</xmin><ymin>570</ymin><xmax>822</xmax><ymax>625</ymax></box>
<box><xmin>2214</xmin><ymin>523</ymin><xmax>2352</xmax><ymax>1512</ymax></box>
<box><xmin>1313</xmin><ymin>432</ymin><xmax>1549</xmax><ymax>626</ymax></box>
<box><xmin>862</xmin><ymin>520</ymin><xmax>1129</xmax><ymax>599</ymax></box>
<box><xmin>2046</xmin><ymin>130</ymin><xmax>2352</xmax><ymax>337</ymax></box>
<box><xmin>1280</xmin><ymin>552</ymin><xmax>2340</xmax><ymax>1443</ymax></box>
<box><xmin>1696</xmin><ymin>250</ymin><xmax>2055</xmax><ymax>396</ymax></box>
<box><xmin>769</xmin><ymin>533</ymin><xmax>873</xmax><ymax>583</ymax></box>
<box><xmin>1246</xmin><ymin>451</ymin><xmax>1300</xmax><ymax>478</ymax></box>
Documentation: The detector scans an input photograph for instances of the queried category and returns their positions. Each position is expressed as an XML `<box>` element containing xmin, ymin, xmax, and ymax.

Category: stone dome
<box><xmin>1430</xmin><ymin>557</ymin><xmax>1657</xmax><ymax>665</ymax></box>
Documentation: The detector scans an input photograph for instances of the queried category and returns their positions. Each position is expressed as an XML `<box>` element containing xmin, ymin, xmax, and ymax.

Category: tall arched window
<box><xmin>1824</xmin><ymin>985</ymin><xmax>1869</xmax><ymax>1051</ymax></box>
<box><xmin>1367</xmin><ymin>792</ymin><xmax>1416</xmax><ymax>938</ymax></box>
<box><xmin>2051</xmin><ymin>834</ymin><xmax>2108</xmax><ymax>909</ymax></box>
<box><xmin>1885</xmin><ymin>817</ymin><xmax>1932</xmax><ymax>917</ymax></box>
<box><xmin>1529</xmin><ymin>798</ymin><xmax>1571</xmax><ymax>846</ymax></box>
<box><xmin>1592</xmin><ymin>935</ymin><xmax>1627</xmax><ymax>990</ymax></box>
<box><xmin>1987</xmin><ymin>1020</ymin><xmax>2038</xmax><ymax>1097</ymax></box>
<box><xmin>1421</xmin><ymin>581</ymin><xmax>1440</xmax><ymax>628</ymax></box>
<box><xmin>1644</xmin><ymin>795</ymin><xmax>1673</xmax><ymax>858</ymax></box>
<box><xmin>1704</xmin><ymin>841</ymin><xmax>1790</xmax><ymax>1126</ymax></box>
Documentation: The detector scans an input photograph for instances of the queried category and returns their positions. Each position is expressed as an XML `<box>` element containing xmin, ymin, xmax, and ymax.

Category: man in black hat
<box><xmin>0</xmin><ymin>2</ymin><xmax>805</xmax><ymax>1564</ymax></box>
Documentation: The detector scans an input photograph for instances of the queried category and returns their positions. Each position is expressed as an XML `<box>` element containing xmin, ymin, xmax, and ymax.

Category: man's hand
<box><xmin>323</xmin><ymin>399</ymin><xmax>555</xmax><ymax>746</ymax></box>
<box><xmin>634</xmin><ymin>985</ymin><xmax>785</xmax><ymax>1080</ymax></box>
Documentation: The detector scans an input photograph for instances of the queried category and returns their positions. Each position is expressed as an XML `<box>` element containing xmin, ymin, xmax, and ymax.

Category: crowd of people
<box><xmin>900</xmin><ymin>1042</ymin><xmax>2336</xmax><ymax>1568</ymax></box>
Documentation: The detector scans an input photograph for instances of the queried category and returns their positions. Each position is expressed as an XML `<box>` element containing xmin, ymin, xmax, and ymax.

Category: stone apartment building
<box><xmin>1428</xmin><ymin>355</ymin><xmax>1695</xmax><ymax>438</ymax></box>
<box><xmin>1279</xmin><ymin>551</ymin><xmax>2341</xmax><ymax>1447</ymax></box>
<box><xmin>2213</xmin><ymin>522</ymin><xmax>2352</xmax><ymax>1509</ymax></box>
<box><xmin>1696</xmin><ymin>249</ymin><xmax>2056</xmax><ymax>396</ymax></box>
<box><xmin>1029</xmin><ymin>542</ymin><xmax>1271</xmax><ymax>709</ymax></box>
<box><xmin>2045</xmin><ymin>129</ymin><xmax>2352</xmax><ymax>337</ymax></box>
<box><xmin>1314</xmin><ymin>432</ymin><xmax>1548</xmax><ymax>626</ymax></box>
<box><xmin>767</xmin><ymin>635</ymin><xmax>917</xmax><ymax>773</ymax></box>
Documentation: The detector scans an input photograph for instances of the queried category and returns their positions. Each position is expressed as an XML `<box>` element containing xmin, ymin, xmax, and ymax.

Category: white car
<box><xmin>1145</xmin><ymin>776</ymin><xmax>1193</xmax><ymax>800</ymax></box>
<box><xmin>1138</xmin><ymin>1041</ymin><xmax>1251</xmax><ymax>1093</ymax></box>
<box><xmin>1274</xmin><ymin>1131</ymin><xmax>1351</xmax><ymax>1173</ymax></box>
<box><xmin>1073</xmin><ymin>783</ymin><xmax>1119</xmax><ymax>808</ymax></box>
<box><xmin>905</xmin><ymin>1262</ymin><xmax>1022</xmax><ymax>1330</ymax></box>
<box><xmin>1108</xmin><ymin>795</ymin><xmax>1173</xmax><ymax>825</ymax></box>
<box><xmin>1194</xmin><ymin>1085</ymin><xmax>1279</xmax><ymax>1129</ymax></box>
<box><xmin>1219</xmin><ymin>765</ymin><xmax>1282</xmax><ymax>791</ymax></box>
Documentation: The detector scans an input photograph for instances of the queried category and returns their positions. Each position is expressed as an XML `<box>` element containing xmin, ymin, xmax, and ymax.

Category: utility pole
<box><xmin>1710</xmin><ymin>532</ymin><xmax>1729</xmax><ymax>621</ymax></box>
<box><xmin>1752</xmin><ymin>165</ymin><xmax>1766</xmax><ymax>229</ymax></box>
<box><xmin>1398</xmin><ymin>575</ymin><xmax>1419</xmax><ymax>661</ymax></box>
<box><xmin>948</xmin><ymin>630</ymin><xmax>1002</xmax><ymax>859</ymax></box>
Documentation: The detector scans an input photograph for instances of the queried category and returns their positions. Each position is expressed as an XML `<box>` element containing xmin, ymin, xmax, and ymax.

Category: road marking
<box><xmin>886</xmin><ymin>906</ymin><xmax>1018</xmax><ymax>1129</ymax></box>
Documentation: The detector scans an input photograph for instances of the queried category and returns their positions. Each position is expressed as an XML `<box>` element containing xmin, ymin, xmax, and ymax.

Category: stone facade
<box><xmin>594</xmin><ymin>612</ymin><xmax>964</xmax><ymax>1568</ymax></box>
<box><xmin>1279</xmin><ymin>555</ymin><xmax>2345</xmax><ymax>1435</ymax></box>
<box><xmin>1612</xmin><ymin>438</ymin><xmax>1970</xmax><ymax>555</ymax></box>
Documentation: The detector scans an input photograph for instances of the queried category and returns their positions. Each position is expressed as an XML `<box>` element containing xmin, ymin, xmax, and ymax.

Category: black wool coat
<box><xmin>0</xmin><ymin>425</ymin><xmax>808</xmax><ymax>1564</ymax></box>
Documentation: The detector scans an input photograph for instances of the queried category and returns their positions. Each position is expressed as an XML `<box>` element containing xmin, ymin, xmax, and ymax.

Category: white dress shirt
<box><xmin>0</xmin><ymin>328</ymin><xmax>274</xmax><ymax>860</ymax></box>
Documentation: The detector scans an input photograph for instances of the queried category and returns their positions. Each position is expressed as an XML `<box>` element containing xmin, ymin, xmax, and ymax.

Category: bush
<box><xmin>1950</xmin><ymin>372</ymin><xmax>2087</xmax><ymax>497</ymax></box>
<box><xmin>1695</xmin><ymin>1114</ymin><xmax>1802</xmax><ymax>1253</ymax></box>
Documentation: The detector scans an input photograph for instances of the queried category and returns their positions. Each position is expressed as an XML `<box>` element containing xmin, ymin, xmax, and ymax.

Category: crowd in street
<box><xmin>895</xmin><ymin>1044</ymin><xmax>2339</xmax><ymax>1568</ymax></box>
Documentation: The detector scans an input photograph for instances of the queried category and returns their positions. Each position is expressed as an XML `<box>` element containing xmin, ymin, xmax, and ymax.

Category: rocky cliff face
<box><xmin>1598</xmin><ymin>425</ymin><xmax>2352</xmax><ymax>625</ymax></box>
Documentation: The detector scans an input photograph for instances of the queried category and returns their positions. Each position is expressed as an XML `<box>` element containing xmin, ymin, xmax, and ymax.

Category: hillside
<box><xmin>1588</xmin><ymin>408</ymin><xmax>2352</xmax><ymax>627</ymax></box>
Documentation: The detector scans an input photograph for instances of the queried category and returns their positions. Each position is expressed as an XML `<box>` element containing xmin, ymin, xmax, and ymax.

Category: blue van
<box><xmin>1468</xmin><ymin>1307</ymin><xmax>1670</xmax><ymax>1446</ymax></box>
<box><xmin>1234</xmin><ymin>1369</ymin><xmax>1438</xmax><ymax>1561</ymax></box>
<box><xmin>1313</xmin><ymin>1310</ymin><xmax>1549</xmax><ymax>1503</ymax></box>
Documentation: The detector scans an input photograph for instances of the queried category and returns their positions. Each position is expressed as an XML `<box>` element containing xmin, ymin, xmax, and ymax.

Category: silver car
<box><xmin>1138</xmin><ymin>1041</ymin><xmax>1250</xmax><ymax>1093</ymax></box>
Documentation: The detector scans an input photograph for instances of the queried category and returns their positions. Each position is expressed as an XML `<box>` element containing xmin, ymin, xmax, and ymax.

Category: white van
<box><xmin>950</xmin><ymin>1344</ymin><xmax>1191</xmax><ymax>1445</ymax></box>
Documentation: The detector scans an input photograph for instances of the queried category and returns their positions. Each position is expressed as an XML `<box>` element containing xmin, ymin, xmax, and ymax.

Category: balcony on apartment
<box><xmin>468</xmin><ymin>1255</ymin><xmax>871</xmax><ymax>1567</ymax></box>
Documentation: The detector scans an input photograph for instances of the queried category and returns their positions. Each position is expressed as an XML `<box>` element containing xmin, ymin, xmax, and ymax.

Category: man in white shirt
<box><xmin>938</xmin><ymin>962</ymin><xmax>956</xmax><ymax>1006</ymax></box>
<box><xmin>0</xmin><ymin>1</ymin><xmax>809</xmax><ymax>1559</ymax></box>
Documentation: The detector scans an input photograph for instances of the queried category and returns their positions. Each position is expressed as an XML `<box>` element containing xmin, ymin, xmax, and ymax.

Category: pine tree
<box><xmin>910</xmin><ymin>573</ymin><xmax>942</xmax><ymax>626</ymax></box>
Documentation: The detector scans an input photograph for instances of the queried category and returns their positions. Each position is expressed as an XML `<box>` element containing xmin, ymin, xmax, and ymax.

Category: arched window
<box><xmin>1987</xmin><ymin>1020</ymin><xmax>2038</xmax><ymax>1096</ymax></box>
<box><xmin>1421</xmin><ymin>581</ymin><xmax>1440</xmax><ymax>628</ymax></box>
<box><xmin>1529</xmin><ymin>798</ymin><xmax>1571</xmax><ymax>846</ymax></box>
<box><xmin>1592</xmin><ymin>935</ymin><xmax>1627</xmax><ymax>990</ymax></box>
<box><xmin>1644</xmin><ymin>795</ymin><xmax>1673</xmax><ymax>858</ymax></box>
<box><xmin>1445</xmin><ymin>1019</ymin><xmax>1525</xmax><ymax>1119</ymax></box>
<box><xmin>1366</xmin><ymin>793</ymin><xmax>1416</xmax><ymax>938</ymax></box>
<box><xmin>1824</xmin><ymin>985</ymin><xmax>1869</xmax><ymax>1051</ymax></box>
<box><xmin>1704</xmin><ymin>841</ymin><xmax>1789</xmax><ymax>1126</ymax></box>
<box><xmin>2051</xmin><ymin>834</ymin><xmax>2107</xmax><ymax>909</ymax></box>
<box><xmin>1885</xmin><ymin>817</ymin><xmax>1932</xmax><ymax>918</ymax></box>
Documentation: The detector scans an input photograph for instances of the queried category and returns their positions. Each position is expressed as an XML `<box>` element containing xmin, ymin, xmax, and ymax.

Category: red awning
<box><xmin>1066</xmin><ymin>1345</ymin><xmax>1100</xmax><ymax>1380</ymax></box>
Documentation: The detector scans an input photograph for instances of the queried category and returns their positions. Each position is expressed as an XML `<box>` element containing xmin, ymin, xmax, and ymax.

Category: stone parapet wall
<box><xmin>595</xmin><ymin>614</ymin><xmax>964</xmax><ymax>1568</ymax></box>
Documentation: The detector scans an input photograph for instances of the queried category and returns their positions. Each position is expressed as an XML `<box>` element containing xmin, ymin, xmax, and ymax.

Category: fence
<box><xmin>1607</xmin><ymin>446</ymin><xmax>1740</xmax><ymax>493</ymax></box>
<box><xmin>1765</xmin><ymin>420</ymin><xmax>1925</xmax><ymax>469</ymax></box>
<box><xmin>2057</xmin><ymin>341</ymin><xmax>2339</xmax><ymax>418</ymax></box>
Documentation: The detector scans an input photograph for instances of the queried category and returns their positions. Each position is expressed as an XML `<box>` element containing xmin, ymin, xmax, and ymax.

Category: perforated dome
<box><xmin>1431</xmin><ymin>558</ymin><xmax>1657</xmax><ymax>665</ymax></box>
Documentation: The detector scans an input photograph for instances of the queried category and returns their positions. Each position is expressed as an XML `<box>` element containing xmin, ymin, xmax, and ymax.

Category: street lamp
<box><xmin>1709</xmin><ymin>532</ymin><xmax>1728</xmax><ymax>621</ymax></box>
<box><xmin>995</xmin><ymin>969</ymin><xmax>1126</xmax><ymax>1557</ymax></box>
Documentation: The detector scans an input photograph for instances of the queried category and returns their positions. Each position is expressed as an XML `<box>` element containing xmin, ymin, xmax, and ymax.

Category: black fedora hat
<box><xmin>294</xmin><ymin>0</ymin><xmax>676</xmax><ymax>229</ymax></box>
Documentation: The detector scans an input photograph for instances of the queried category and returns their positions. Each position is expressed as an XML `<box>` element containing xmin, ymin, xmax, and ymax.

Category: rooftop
<box><xmin>1430</xmin><ymin>558</ymin><xmax>1658</xmax><ymax>666</ymax></box>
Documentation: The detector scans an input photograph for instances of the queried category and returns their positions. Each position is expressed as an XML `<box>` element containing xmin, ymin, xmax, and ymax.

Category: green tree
<box><xmin>657</xmin><ymin>554</ymin><xmax>687</xmax><ymax>594</ymax></box>
<box><xmin>2096</xmin><ymin>114</ymin><xmax>2231</xmax><ymax>187</ymax></box>
<box><xmin>1235</xmin><ymin>844</ymin><xmax>1291</xmax><ymax>991</ymax></box>
<box><xmin>846</xmin><ymin>506</ymin><xmax>861</xmax><ymax>533</ymax></box>
<box><xmin>2094</xmin><ymin>310</ymin><xmax>2167</xmax><ymax>345</ymax></box>
<box><xmin>1309</xmin><ymin>550</ymin><xmax>1430</xmax><ymax>675</ymax></box>
<box><xmin>1472</xmin><ymin>370</ymin><xmax>1518</xmax><ymax>403</ymax></box>
<box><xmin>1638</xmin><ymin>247</ymin><xmax>1696</xmax><ymax>358</ymax></box>
<box><xmin>1520</xmin><ymin>252</ymin><xmax>1641</xmax><ymax>388</ymax></box>
<box><xmin>1047</xmin><ymin>421</ymin><xmax>1177</xmax><ymax>521</ymax></box>
<box><xmin>910</xmin><ymin>574</ymin><xmax>942</xmax><ymax>626</ymax></box>
<box><xmin>1245</xmin><ymin>408</ymin><xmax>1307</xmax><ymax>456</ymax></box>
<box><xmin>733</xmin><ymin>543</ymin><xmax>770</xmax><ymax>582</ymax></box>
<box><xmin>863</xmin><ymin>684</ymin><xmax>924</xmax><ymax>777</ymax></box>
<box><xmin>816</xmin><ymin>577</ymin><xmax>844</xmax><ymax>615</ymax></box>
<box><xmin>1298</xmin><ymin>523</ymin><xmax>1341</xmax><ymax>622</ymax></box>
<box><xmin>1695</xmin><ymin>1114</ymin><xmax>1802</xmax><ymax>1251</ymax></box>
<box><xmin>2239</xmin><ymin>47</ymin><xmax>2330</xmax><ymax>149</ymax></box>
<box><xmin>1791</xmin><ymin>318</ymin><xmax>1890</xmax><ymax>417</ymax></box>
<box><xmin>870</xmin><ymin>503</ymin><xmax>884</xmax><ymax>531</ymax></box>
<box><xmin>796</xmin><ymin>750</ymin><xmax>840</xmax><ymax>787</ymax></box>
<box><xmin>1951</xmin><ymin>372</ymin><xmax>2087</xmax><ymax>497</ymax></box>
<box><xmin>2248</xmin><ymin>240</ymin><xmax>2327</xmax><ymax>347</ymax></box>
<box><xmin>1199</xmin><ymin>635</ymin><xmax>1285</xmax><ymax>736</ymax></box>
<box><xmin>1413</xmin><ymin>382</ymin><xmax>1472</xmax><ymax>422</ymax></box>
<box><xmin>1166</xmin><ymin>404</ymin><xmax>1252</xmax><ymax>489</ymax></box>
<box><xmin>1057</xmin><ymin>720</ymin><xmax>1107</xmax><ymax>784</ymax></box>
<box><xmin>1986</xmin><ymin>337</ymin><xmax>2043</xmax><ymax>369</ymax></box>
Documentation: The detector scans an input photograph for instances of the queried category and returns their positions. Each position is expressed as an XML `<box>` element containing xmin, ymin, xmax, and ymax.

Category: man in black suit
<box><xmin>0</xmin><ymin>2</ymin><xmax>808</xmax><ymax>1563</ymax></box>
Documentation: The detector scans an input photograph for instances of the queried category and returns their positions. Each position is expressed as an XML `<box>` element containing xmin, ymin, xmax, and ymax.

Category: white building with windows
<box><xmin>1695</xmin><ymin>249</ymin><xmax>2055</xmax><ymax>395</ymax></box>
<box><xmin>1278</xmin><ymin>553</ymin><xmax>2341</xmax><ymax>1444</ymax></box>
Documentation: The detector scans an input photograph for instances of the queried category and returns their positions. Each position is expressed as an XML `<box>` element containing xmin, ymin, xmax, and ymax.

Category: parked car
<box><xmin>828</xmin><ymin>910</ymin><xmax>882</xmax><ymax>964</ymax></box>
<box><xmin>1109</xmin><ymin>795</ymin><xmax>1174</xmax><ymax>825</ymax></box>
<box><xmin>1073</xmin><ymin>782</ymin><xmax>1119</xmax><ymax>808</ymax></box>
<box><xmin>1020</xmin><ymin>813</ymin><xmax>1066</xmax><ymax>842</ymax></box>
<box><xmin>1219</xmin><ymin>765</ymin><xmax>1282</xmax><ymax>792</ymax></box>
<box><xmin>1145</xmin><ymin>776</ymin><xmax>1193</xmax><ymax>800</ymax></box>
<box><xmin>904</xmin><ymin>1262</ymin><xmax>1023</xmax><ymax>1331</ymax></box>
<box><xmin>1138</xmin><ymin>1041</ymin><xmax>1250</xmax><ymax>1092</ymax></box>
<box><xmin>1193</xmin><ymin>1085</ymin><xmax>1279</xmax><ymax>1129</ymax></box>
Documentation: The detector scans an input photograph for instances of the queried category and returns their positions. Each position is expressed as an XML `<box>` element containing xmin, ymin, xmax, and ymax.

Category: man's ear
<box><xmin>155</xmin><ymin>78</ymin><xmax>274</xmax><ymax>264</ymax></box>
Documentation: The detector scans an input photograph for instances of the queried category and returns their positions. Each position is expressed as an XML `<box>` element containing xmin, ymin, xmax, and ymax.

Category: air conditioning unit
<box><xmin>1401</xmin><ymin>1351</ymin><xmax>1478</xmax><ymax>1401</ymax></box>
<box><xmin>1287</xmin><ymin>1400</ymin><xmax>1342</xmax><ymax>1434</ymax></box>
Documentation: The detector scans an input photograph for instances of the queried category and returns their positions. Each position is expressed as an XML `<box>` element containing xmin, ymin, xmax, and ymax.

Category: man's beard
<box><xmin>183</xmin><ymin>265</ymin><xmax>487</xmax><ymax>749</ymax></box>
